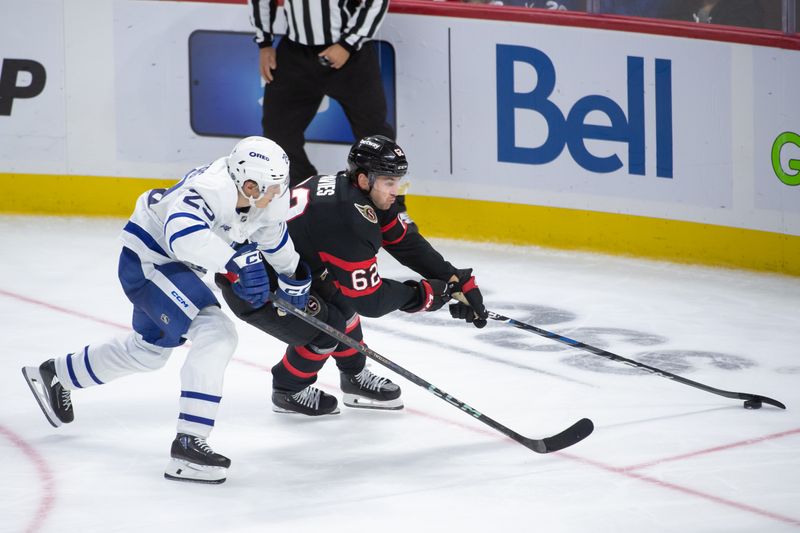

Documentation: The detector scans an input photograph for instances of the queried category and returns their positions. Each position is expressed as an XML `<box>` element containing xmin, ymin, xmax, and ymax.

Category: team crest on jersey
<box><xmin>354</xmin><ymin>203</ymin><xmax>377</xmax><ymax>224</ymax></box>
<box><xmin>221</xmin><ymin>224</ymin><xmax>231</xmax><ymax>232</ymax></box>
<box><xmin>160</xmin><ymin>313</ymin><xmax>170</xmax><ymax>325</ymax></box>
<box><xmin>307</xmin><ymin>295</ymin><xmax>321</xmax><ymax>316</ymax></box>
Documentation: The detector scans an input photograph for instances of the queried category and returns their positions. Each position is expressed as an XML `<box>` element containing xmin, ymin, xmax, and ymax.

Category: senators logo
<box><xmin>354</xmin><ymin>203</ymin><xmax>378</xmax><ymax>224</ymax></box>
<box><xmin>307</xmin><ymin>295</ymin><xmax>321</xmax><ymax>316</ymax></box>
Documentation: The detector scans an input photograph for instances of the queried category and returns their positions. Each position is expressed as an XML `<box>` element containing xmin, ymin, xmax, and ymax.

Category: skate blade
<box><xmin>272</xmin><ymin>405</ymin><xmax>341</xmax><ymax>416</ymax></box>
<box><xmin>342</xmin><ymin>394</ymin><xmax>404</xmax><ymax>410</ymax></box>
<box><xmin>21</xmin><ymin>366</ymin><xmax>62</xmax><ymax>428</ymax></box>
<box><xmin>164</xmin><ymin>459</ymin><xmax>226</xmax><ymax>484</ymax></box>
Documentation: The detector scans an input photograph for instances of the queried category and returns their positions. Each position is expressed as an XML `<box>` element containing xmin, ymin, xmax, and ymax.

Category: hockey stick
<box><xmin>271</xmin><ymin>296</ymin><xmax>594</xmax><ymax>453</ymax></box>
<box><xmin>487</xmin><ymin>311</ymin><xmax>786</xmax><ymax>410</ymax></box>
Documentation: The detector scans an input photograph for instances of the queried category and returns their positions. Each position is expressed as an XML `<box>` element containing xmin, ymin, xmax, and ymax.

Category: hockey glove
<box><xmin>275</xmin><ymin>261</ymin><xmax>312</xmax><ymax>311</ymax></box>
<box><xmin>401</xmin><ymin>279</ymin><xmax>451</xmax><ymax>313</ymax></box>
<box><xmin>225</xmin><ymin>244</ymin><xmax>270</xmax><ymax>309</ymax></box>
<box><xmin>447</xmin><ymin>268</ymin><xmax>488</xmax><ymax>328</ymax></box>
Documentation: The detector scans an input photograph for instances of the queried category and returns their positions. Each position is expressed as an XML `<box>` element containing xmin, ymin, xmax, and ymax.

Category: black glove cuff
<box><xmin>400</xmin><ymin>280</ymin><xmax>430</xmax><ymax>313</ymax></box>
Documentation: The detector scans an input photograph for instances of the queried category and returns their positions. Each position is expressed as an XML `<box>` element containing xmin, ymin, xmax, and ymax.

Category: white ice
<box><xmin>1</xmin><ymin>215</ymin><xmax>798</xmax><ymax>533</ymax></box>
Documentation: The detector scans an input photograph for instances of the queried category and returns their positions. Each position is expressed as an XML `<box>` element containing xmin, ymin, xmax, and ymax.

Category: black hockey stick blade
<box><xmin>736</xmin><ymin>393</ymin><xmax>786</xmax><ymax>410</ymax></box>
<box><xmin>272</xmin><ymin>296</ymin><xmax>594</xmax><ymax>454</ymax></box>
<box><xmin>488</xmin><ymin>311</ymin><xmax>787</xmax><ymax>410</ymax></box>
<box><xmin>522</xmin><ymin>417</ymin><xmax>594</xmax><ymax>453</ymax></box>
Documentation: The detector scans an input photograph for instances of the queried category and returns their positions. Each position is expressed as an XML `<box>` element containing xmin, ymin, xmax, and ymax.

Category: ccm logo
<box><xmin>171</xmin><ymin>290</ymin><xmax>190</xmax><ymax>309</ymax></box>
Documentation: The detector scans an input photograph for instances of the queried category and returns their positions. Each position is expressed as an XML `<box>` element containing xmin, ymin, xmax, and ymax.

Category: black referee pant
<box><xmin>262</xmin><ymin>38</ymin><xmax>394</xmax><ymax>186</ymax></box>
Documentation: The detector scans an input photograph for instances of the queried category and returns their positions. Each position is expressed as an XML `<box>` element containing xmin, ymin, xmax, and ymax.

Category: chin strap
<box><xmin>238</xmin><ymin>188</ymin><xmax>264</xmax><ymax>208</ymax></box>
<box><xmin>248</xmin><ymin>194</ymin><xmax>262</xmax><ymax>208</ymax></box>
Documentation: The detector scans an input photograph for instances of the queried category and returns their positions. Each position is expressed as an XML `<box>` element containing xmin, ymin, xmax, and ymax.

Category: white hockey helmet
<box><xmin>227</xmin><ymin>136</ymin><xmax>290</xmax><ymax>205</ymax></box>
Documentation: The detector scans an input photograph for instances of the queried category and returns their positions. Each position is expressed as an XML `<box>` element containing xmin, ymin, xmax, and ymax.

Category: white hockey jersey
<box><xmin>121</xmin><ymin>157</ymin><xmax>299</xmax><ymax>276</ymax></box>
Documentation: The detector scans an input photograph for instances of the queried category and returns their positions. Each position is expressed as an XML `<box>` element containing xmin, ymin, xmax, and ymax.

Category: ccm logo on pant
<box><xmin>171</xmin><ymin>290</ymin><xmax>190</xmax><ymax>309</ymax></box>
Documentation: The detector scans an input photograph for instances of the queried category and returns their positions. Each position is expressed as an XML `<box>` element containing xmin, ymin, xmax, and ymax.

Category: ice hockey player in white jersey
<box><xmin>21</xmin><ymin>136</ymin><xmax>312</xmax><ymax>484</ymax></box>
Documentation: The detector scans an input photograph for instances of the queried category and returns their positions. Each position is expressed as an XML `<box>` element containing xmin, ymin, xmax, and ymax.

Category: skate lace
<box><xmin>60</xmin><ymin>389</ymin><xmax>72</xmax><ymax>410</ymax></box>
<box><xmin>355</xmin><ymin>369</ymin><xmax>388</xmax><ymax>392</ymax></box>
<box><xmin>192</xmin><ymin>437</ymin><xmax>214</xmax><ymax>454</ymax></box>
<box><xmin>292</xmin><ymin>387</ymin><xmax>321</xmax><ymax>410</ymax></box>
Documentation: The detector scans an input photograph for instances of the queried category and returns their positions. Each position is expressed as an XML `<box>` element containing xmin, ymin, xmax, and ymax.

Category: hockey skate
<box><xmin>272</xmin><ymin>386</ymin><xmax>340</xmax><ymax>416</ymax></box>
<box><xmin>164</xmin><ymin>433</ymin><xmax>231</xmax><ymax>484</ymax></box>
<box><xmin>340</xmin><ymin>368</ymin><xmax>403</xmax><ymax>410</ymax></box>
<box><xmin>21</xmin><ymin>359</ymin><xmax>74</xmax><ymax>427</ymax></box>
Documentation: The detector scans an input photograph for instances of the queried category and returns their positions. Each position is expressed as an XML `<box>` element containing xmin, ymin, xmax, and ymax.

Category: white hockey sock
<box><xmin>176</xmin><ymin>306</ymin><xmax>237</xmax><ymax>438</ymax></box>
<box><xmin>54</xmin><ymin>333</ymin><xmax>171</xmax><ymax>390</ymax></box>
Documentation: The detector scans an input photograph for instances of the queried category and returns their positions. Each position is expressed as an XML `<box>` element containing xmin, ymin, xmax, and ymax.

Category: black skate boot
<box><xmin>164</xmin><ymin>433</ymin><xmax>231</xmax><ymax>484</ymax></box>
<box><xmin>21</xmin><ymin>359</ymin><xmax>74</xmax><ymax>427</ymax></box>
<box><xmin>340</xmin><ymin>368</ymin><xmax>403</xmax><ymax>410</ymax></box>
<box><xmin>272</xmin><ymin>386</ymin><xmax>340</xmax><ymax>416</ymax></box>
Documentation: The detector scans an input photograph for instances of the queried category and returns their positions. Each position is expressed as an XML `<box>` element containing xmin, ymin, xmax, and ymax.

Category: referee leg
<box><xmin>263</xmin><ymin>39</ymin><xmax>326</xmax><ymax>185</ymax></box>
<box><xmin>329</xmin><ymin>41</ymin><xmax>394</xmax><ymax>141</ymax></box>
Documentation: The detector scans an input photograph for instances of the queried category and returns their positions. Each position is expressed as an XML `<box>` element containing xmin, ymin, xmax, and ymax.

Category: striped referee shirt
<box><xmin>249</xmin><ymin>0</ymin><xmax>389</xmax><ymax>52</ymax></box>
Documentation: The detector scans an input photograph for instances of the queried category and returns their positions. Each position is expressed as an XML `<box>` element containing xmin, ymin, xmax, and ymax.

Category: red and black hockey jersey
<box><xmin>287</xmin><ymin>172</ymin><xmax>457</xmax><ymax>318</ymax></box>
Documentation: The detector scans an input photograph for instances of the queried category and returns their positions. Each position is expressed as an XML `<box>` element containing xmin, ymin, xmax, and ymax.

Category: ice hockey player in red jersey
<box><xmin>217</xmin><ymin>135</ymin><xmax>488</xmax><ymax>415</ymax></box>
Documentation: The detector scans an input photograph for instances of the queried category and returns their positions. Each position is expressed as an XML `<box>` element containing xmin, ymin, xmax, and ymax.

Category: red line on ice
<box><xmin>0</xmin><ymin>289</ymin><xmax>128</xmax><ymax>331</ymax></box>
<box><xmin>0</xmin><ymin>425</ymin><xmax>56</xmax><ymax>533</ymax></box>
<box><xmin>402</xmin><ymin>407</ymin><xmax>800</xmax><ymax>527</ymax></box>
<box><xmin>619</xmin><ymin>427</ymin><xmax>800</xmax><ymax>472</ymax></box>
<box><xmin>558</xmin><ymin>450</ymin><xmax>800</xmax><ymax>527</ymax></box>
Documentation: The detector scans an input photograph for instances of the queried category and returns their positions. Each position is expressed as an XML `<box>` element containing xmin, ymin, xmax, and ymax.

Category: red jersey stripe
<box><xmin>381</xmin><ymin>217</ymin><xmax>399</xmax><ymax>233</ymax></box>
<box><xmin>318</xmin><ymin>252</ymin><xmax>377</xmax><ymax>272</ymax></box>
<box><xmin>381</xmin><ymin>217</ymin><xmax>407</xmax><ymax>246</ymax></box>
<box><xmin>334</xmin><ymin>280</ymin><xmax>383</xmax><ymax>298</ymax></box>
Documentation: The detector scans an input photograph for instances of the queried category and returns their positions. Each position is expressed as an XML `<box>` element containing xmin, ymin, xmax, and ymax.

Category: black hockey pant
<box><xmin>271</xmin><ymin>305</ymin><xmax>366</xmax><ymax>393</ymax></box>
<box><xmin>215</xmin><ymin>272</ymin><xmax>366</xmax><ymax>393</ymax></box>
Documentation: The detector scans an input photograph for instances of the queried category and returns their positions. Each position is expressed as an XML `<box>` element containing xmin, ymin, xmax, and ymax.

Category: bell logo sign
<box><xmin>496</xmin><ymin>45</ymin><xmax>673</xmax><ymax>178</ymax></box>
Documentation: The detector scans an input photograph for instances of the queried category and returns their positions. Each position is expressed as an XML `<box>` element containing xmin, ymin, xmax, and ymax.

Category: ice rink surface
<box><xmin>1</xmin><ymin>215</ymin><xmax>798</xmax><ymax>533</ymax></box>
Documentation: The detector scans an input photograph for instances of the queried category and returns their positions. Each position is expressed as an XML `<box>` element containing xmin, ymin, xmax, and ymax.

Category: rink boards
<box><xmin>0</xmin><ymin>0</ymin><xmax>798</xmax><ymax>274</ymax></box>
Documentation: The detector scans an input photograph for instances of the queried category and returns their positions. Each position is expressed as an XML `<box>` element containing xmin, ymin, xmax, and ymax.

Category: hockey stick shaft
<box><xmin>488</xmin><ymin>311</ymin><xmax>786</xmax><ymax>409</ymax></box>
<box><xmin>271</xmin><ymin>297</ymin><xmax>593</xmax><ymax>453</ymax></box>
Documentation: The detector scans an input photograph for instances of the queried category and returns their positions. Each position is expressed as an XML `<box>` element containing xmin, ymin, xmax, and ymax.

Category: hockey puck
<box><xmin>743</xmin><ymin>399</ymin><xmax>762</xmax><ymax>409</ymax></box>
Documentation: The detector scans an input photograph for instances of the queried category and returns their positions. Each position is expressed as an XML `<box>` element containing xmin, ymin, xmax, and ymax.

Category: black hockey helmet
<box><xmin>347</xmin><ymin>135</ymin><xmax>408</xmax><ymax>187</ymax></box>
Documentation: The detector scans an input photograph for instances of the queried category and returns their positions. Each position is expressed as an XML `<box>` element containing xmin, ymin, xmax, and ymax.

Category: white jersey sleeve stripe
<box><xmin>123</xmin><ymin>221</ymin><xmax>169</xmax><ymax>257</ymax></box>
<box><xmin>166</xmin><ymin>212</ymin><xmax>207</xmax><ymax>226</ymax></box>
<box><xmin>168</xmin><ymin>224</ymin><xmax>211</xmax><ymax>253</ymax></box>
<box><xmin>261</xmin><ymin>224</ymin><xmax>288</xmax><ymax>254</ymax></box>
